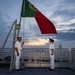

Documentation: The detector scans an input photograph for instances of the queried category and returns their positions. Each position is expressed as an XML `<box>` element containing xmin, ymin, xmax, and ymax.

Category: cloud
<box><xmin>0</xmin><ymin>12</ymin><xmax>16</xmax><ymax>47</ymax></box>
<box><xmin>55</xmin><ymin>19</ymin><xmax>75</xmax><ymax>33</ymax></box>
<box><xmin>0</xmin><ymin>12</ymin><xmax>14</xmax><ymax>34</ymax></box>
<box><xmin>47</xmin><ymin>0</ymin><xmax>75</xmax><ymax>22</ymax></box>
<box><xmin>56</xmin><ymin>33</ymin><xmax>75</xmax><ymax>41</ymax></box>
<box><xmin>24</xmin><ymin>37</ymin><xmax>48</xmax><ymax>46</ymax></box>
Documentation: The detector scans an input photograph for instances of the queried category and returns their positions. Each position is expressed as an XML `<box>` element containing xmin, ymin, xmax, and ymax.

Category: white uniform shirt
<box><xmin>15</xmin><ymin>41</ymin><xmax>22</xmax><ymax>54</ymax></box>
<box><xmin>49</xmin><ymin>43</ymin><xmax>55</xmax><ymax>49</ymax></box>
<box><xmin>49</xmin><ymin>43</ymin><xmax>55</xmax><ymax>54</ymax></box>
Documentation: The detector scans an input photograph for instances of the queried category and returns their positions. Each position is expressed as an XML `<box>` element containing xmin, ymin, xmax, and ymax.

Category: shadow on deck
<box><xmin>0</xmin><ymin>67</ymin><xmax>75</xmax><ymax>75</ymax></box>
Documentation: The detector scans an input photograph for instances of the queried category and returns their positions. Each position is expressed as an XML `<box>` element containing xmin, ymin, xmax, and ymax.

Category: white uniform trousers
<box><xmin>50</xmin><ymin>55</ymin><xmax>55</xmax><ymax>69</ymax></box>
<box><xmin>15</xmin><ymin>53</ymin><xmax>21</xmax><ymax>70</ymax></box>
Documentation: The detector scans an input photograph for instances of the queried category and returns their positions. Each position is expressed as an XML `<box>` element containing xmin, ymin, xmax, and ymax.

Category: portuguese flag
<box><xmin>21</xmin><ymin>0</ymin><xmax>57</xmax><ymax>34</ymax></box>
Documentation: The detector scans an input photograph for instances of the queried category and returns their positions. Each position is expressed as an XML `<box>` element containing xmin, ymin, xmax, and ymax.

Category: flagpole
<box><xmin>17</xmin><ymin>17</ymin><xmax>21</xmax><ymax>36</ymax></box>
<box><xmin>22</xmin><ymin>0</ymin><xmax>25</xmax><ymax>42</ymax></box>
<box><xmin>19</xmin><ymin>17</ymin><xmax>21</xmax><ymax>24</ymax></box>
<box><xmin>23</xmin><ymin>18</ymin><xmax>25</xmax><ymax>42</ymax></box>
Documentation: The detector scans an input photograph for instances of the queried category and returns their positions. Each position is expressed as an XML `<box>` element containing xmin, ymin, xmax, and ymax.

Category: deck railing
<box><xmin>0</xmin><ymin>48</ymin><xmax>75</xmax><ymax>70</ymax></box>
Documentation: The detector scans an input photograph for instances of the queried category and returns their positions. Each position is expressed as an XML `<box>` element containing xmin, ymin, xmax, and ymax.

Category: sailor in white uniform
<box><xmin>49</xmin><ymin>38</ymin><xmax>55</xmax><ymax>70</ymax></box>
<box><xmin>15</xmin><ymin>36</ymin><xmax>24</xmax><ymax>70</ymax></box>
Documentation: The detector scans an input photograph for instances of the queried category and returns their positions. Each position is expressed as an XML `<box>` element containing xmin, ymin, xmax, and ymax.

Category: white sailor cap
<box><xmin>17</xmin><ymin>36</ymin><xmax>22</xmax><ymax>38</ymax></box>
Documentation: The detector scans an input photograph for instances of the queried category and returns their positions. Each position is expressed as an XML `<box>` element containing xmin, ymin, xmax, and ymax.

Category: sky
<box><xmin>0</xmin><ymin>0</ymin><xmax>75</xmax><ymax>48</ymax></box>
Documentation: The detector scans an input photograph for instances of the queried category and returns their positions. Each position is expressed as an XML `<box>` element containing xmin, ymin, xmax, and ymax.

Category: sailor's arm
<box><xmin>15</xmin><ymin>47</ymin><xmax>19</xmax><ymax>56</ymax></box>
<box><xmin>21</xmin><ymin>42</ymin><xmax>24</xmax><ymax>47</ymax></box>
<box><xmin>51</xmin><ymin>49</ymin><xmax>54</xmax><ymax>55</ymax></box>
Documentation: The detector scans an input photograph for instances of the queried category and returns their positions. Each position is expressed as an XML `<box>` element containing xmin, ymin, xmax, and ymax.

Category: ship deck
<box><xmin>0</xmin><ymin>67</ymin><xmax>75</xmax><ymax>75</ymax></box>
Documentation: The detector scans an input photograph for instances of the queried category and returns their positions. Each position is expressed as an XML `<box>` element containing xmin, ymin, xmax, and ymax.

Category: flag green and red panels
<box><xmin>21</xmin><ymin>0</ymin><xmax>57</xmax><ymax>34</ymax></box>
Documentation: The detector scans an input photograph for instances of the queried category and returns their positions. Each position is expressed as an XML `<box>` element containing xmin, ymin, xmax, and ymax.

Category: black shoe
<box><xmin>15</xmin><ymin>69</ymin><xmax>21</xmax><ymax>71</ymax></box>
<box><xmin>15</xmin><ymin>68</ymin><xmax>25</xmax><ymax>71</ymax></box>
<box><xmin>49</xmin><ymin>68</ymin><xmax>54</xmax><ymax>71</ymax></box>
<box><xmin>50</xmin><ymin>69</ymin><xmax>54</xmax><ymax>71</ymax></box>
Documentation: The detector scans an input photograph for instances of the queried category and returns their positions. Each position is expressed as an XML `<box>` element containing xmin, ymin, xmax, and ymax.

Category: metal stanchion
<box><xmin>59</xmin><ymin>43</ymin><xmax>63</xmax><ymax>68</ymax></box>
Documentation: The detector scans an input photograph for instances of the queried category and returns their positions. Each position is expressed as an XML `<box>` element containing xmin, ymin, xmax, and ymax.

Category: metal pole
<box><xmin>19</xmin><ymin>17</ymin><xmax>21</xmax><ymax>24</ymax></box>
<box><xmin>17</xmin><ymin>17</ymin><xmax>21</xmax><ymax>36</ymax></box>
<box><xmin>60</xmin><ymin>48</ymin><xmax>62</xmax><ymax>68</ymax></box>
<box><xmin>0</xmin><ymin>21</ymin><xmax>15</xmax><ymax>55</ymax></box>
<box><xmin>59</xmin><ymin>43</ymin><xmax>62</xmax><ymax>68</ymax></box>
<box><xmin>10</xmin><ymin>19</ymin><xmax>17</xmax><ymax>72</ymax></box>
